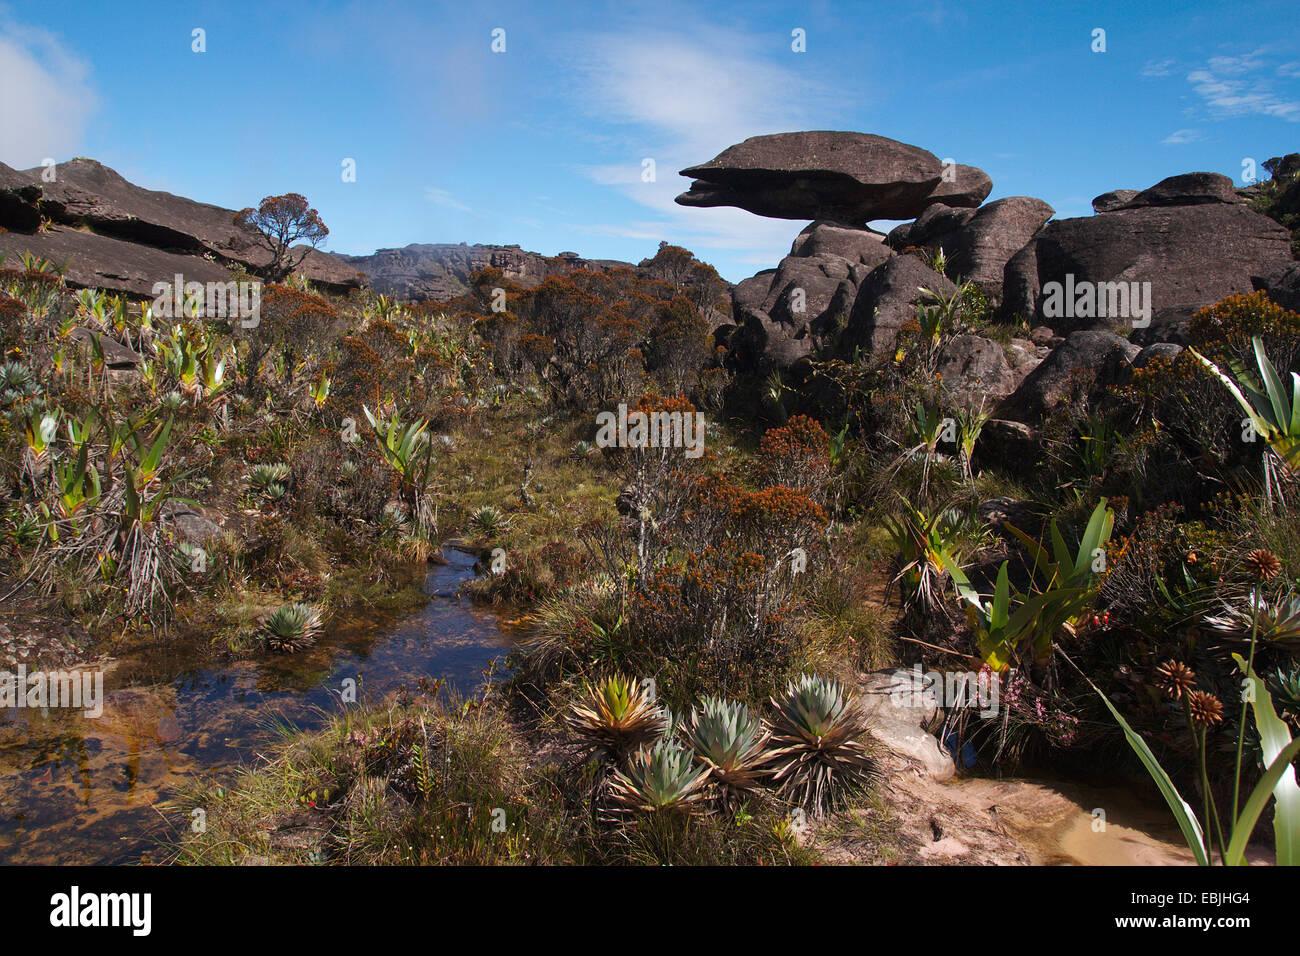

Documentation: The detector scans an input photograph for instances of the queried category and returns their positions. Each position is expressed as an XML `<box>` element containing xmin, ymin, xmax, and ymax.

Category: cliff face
<box><xmin>339</xmin><ymin>243</ymin><xmax>632</xmax><ymax>301</ymax></box>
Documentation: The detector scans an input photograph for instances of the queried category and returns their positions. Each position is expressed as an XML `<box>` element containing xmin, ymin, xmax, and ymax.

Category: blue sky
<box><xmin>2</xmin><ymin>0</ymin><xmax>1298</xmax><ymax>282</ymax></box>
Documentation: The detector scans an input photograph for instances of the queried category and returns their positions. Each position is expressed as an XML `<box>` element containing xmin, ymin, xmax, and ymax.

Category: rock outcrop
<box><xmin>727</xmin><ymin>253</ymin><xmax>862</xmax><ymax>368</ymax></box>
<box><xmin>0</xmin><ymin>158</ymin><xmax>363</xmax><ymax>296</ymax></box>
<box><xmin>1002</xmin><ymin>173</ymin><xmax>1293</xmax><ymax>338</ymax></box>
<box><xmin>676</xmin><ymin>131</ymin><xmax>991</xmax><ymax>225</ymax></box>
<box><xmin>339</xmin><ymin>243</ymin><xmax>632</xmax><ymax>302</ymax></box>
<box><xmin>889</xmin><ymin>196</ymin><xmax>1054</xmax><ymax>296</ymax></box>
<box><xmin>999</xmin><ymin>330</ymin><xmax>1141</xmax><ymax>423</ymax></box>
<box><xmin>935</xmin><ymin>334</ymin><xmax>1018</xmax><ymax>399</ymax></box>
<box><xmin>0</xmin><ymin>224</ymin><xmax>234</xmax><ymax>299</ymax></box>
<box><xmin>1091</xmin><ymin>189</ymin><xmax>1138</xmax><ymax>213</ymax></box>
<box><xmin>788</xmin><ymin>221</ymin><xmax>891</xmax><ymax>266</ymax></box>
<box><xmin>842</xmin><ymin>255</ymin><xmax>955</xmax><ymax>356</ymax></box>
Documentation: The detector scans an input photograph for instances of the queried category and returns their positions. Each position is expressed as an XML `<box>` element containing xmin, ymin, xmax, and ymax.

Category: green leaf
<box><xmin>1090</xmin><ymin>681</ymin><xmax>1209</xmax><ymax>865</ymax></box>
<box><xmin>1233</xmin><ymin>654</ymin><xmax>1300</xmax><ymax>865</ymax></box>
<box><xmin>1225</xmin><ymin>737</ymin><xmax>1300</xmax><ymax>866</ymax></box>
<box><xmin>1076</xmin><ymin>497</ymin><xmax>1113</xmax><ymax>579</ymax></box>
<box><xmin>1255</xmin><ymin>337</ymin><xmax>1291</xmax><ymax>434</ymax></box>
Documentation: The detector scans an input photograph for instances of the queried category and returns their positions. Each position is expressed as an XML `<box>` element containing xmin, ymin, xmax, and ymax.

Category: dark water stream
<box><xmin>0</xmin><ymin>547</ymin><xmax>1204</xmax><ymax>867</ymax></box>
<box><xmin>0</xmin><ymin>549</ymin><xmax>522</xmax><ymax>865</ymax></box>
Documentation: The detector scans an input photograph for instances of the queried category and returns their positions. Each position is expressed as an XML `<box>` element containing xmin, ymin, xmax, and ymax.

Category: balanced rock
<box><xmin>676</xmin><ymin>131</ymin><xmax>990</xmax><ymax>225</ymax></box>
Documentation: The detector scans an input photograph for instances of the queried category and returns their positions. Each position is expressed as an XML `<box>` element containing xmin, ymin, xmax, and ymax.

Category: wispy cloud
<box><xmin>1161</xmin><ymin>128</ymin><xmax>1204</xmax><ymax>145</ymax></box>
<box><xmin>1183</xmin><ymin>48</ymin><xmax>1300</xmax><ymax>122</ymax></box>
<box><xmin>1141</xmin><ymin>58</ymin><xmax>1176</xmax><ymax>77</ymax></box>
<box><xmin>0</xmin><ymin>14</ymin><xmax>96</xmax><ymax>168</ymax></box>
<box><xmin>424</xmin><ymin>187</ymin><xmax>473</xmax><ymax>213</ymax></box>
<box><xmin>560</xmin><ymin>25</ymin><xmax>840</xmax><ymax>274</ymax></box>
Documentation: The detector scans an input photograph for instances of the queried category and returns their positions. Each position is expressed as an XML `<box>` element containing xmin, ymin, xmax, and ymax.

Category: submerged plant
<box><xmin>263</xmin><ymin>603</ymin><xmax>324</xmax><ymax>653</ymax></box>
<box><xmin>767</xmin><ymin>675</ymin><xmax>874</xmax><ymax>815</ymax></box>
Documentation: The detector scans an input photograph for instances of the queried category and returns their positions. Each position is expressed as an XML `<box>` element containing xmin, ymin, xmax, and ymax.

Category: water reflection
<box><xmin>0</xmin><ymin>549</ymin><xmax>519</xmax><ymax>865</ymax></box>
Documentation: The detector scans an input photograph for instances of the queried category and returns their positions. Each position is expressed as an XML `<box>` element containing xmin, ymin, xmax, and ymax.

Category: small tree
<box><xmin>234</xmin><ymin>193</ymin><xmax>329</xmax><ymax>283</ymax></box>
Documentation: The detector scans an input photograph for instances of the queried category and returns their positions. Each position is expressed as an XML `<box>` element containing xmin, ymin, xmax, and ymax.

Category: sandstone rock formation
<box><xmin>889</xmin><ymin>196</ymin><xmax>1054</xmax><ymax>296</ymax></box>
<box><xmin>1002</xmin><ymin>173</ymin><xmax>1293</xmax><ymax>339</ymax></box>
<box><xmin>676</xmin><ymin>131</ymin><xmax>990</xmax><ymax>225</ymax></box>
<box><xmin>842</xmin><ymin>255</ymin><xmax>955</xmax><ymax>357</ymax></box>
<box><xmin>934</xmin><ymin>333</ymin><xmax>1018</xmax><ymax>399</ymax></box>
<box><xmin>727</xmin><ymin>253</ymin><xmax>862</xmax><ymax>368</ymax></box>
<box><xmin>1091</xmin><ymin>189</ymin><xmax>1138</xmax><ymax>213</ymax></box>
<box><xmin>338</xmin><ymin>243</ymin><xmax>632</xmax><ymax>302</ymax></box>
<box><xmin>0</xmin><ymin>158</ymin><xmax>362</xmax><ymax>296</ymax></box>
<box><xmin>788</xmin><ymin>221</ymin><xmax>891</xmax><ymax>266</ymax></box>
<box><xmin>1000</xmin><ymin>330</ymin><xmax>1140</xmax><ymax>423</ymax></box>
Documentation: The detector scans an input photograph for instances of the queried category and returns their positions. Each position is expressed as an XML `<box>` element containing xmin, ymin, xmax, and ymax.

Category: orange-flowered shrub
<box><xmin>756</xmin><ymin>414</ymin><xmax>831</xmax><ymax>496</ymax></box>
<box><xmin>334</xmin><ymin>319</ymin><xmax>414</xmax><ymax>412</ymax></box>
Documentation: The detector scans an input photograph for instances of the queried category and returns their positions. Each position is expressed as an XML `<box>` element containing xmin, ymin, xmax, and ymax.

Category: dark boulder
<box><xmin>729</xmin><ymin>254</ymin><xmax>860</xmax><ymax>367</ymax></box>
<box><xmin>842</xmin><ymin>255</ymin><xmax>955</xmax><ymax>357</ymax></box>
<box><xmin>1091</xmin><ymin>189</ymin><xmax>1139</xmax><ymax>213</ymax></box>
<box><xmin>886</xmin><ymin>204</ymin><xmax>975</xmax><ymax>250</ymax></box>
<box><xmin>1133</xmin><ymin>342</ymin><xmax>1184</xmax><ymax>368</ymax></box>
<box><xmin>935</xmin><ymin>334</ymin><xmax>1017</xmax><ymax>399</ymax></box>
<box><xmin>789</xmin><ymin>221</ymin><xmax>891</xmax><ymax>267</ymax></box>
<box><xmin>676</xmin><ymin>131</ymin><xmax>979</xmax><ymax>224</ymax></box>
<box><xmin>895</xmin><ymin>197</ymin><xmax>1054</xmax><ymax>298</ymax></box>
<box><xmin>69</xmin><ymin>327</ymin><xmax>141</xmax><ymax>369</ymax></box>
<box><xmin>1003</xmin><ymin>202</ymin><xmax>1293</xmax><ymax>337</ymax></box>
<box><xmin>1117</xmin><ymin>172</ymin><xmax>1242</xmax><ymax>209</ymax></box>
<box><xmin>1263</xmin><ymin>263</ymin><xmax>1300</xmax><ymax>312</ymax></box>
<box><xmin>926</xmin><ymin>164</ymin><xmax>994</xmax><ymax>209</ymax></box>
<box><xmin>1000</xmin><ymin>331</ymin><xmax>1140</xmax><ymax>423</ymax></box>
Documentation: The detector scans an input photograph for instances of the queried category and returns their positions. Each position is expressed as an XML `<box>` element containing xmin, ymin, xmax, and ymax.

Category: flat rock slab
<box><xmin>677</xmin><ymin>131</ymin><xmax>990</xmax><ymax>224</ymax></box>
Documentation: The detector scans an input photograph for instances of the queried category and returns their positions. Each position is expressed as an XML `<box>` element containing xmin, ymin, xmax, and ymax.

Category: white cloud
<box><xmin>424</xmin><ymin>187</ymin><xmax>473</xmax><ymax>213</ymax></box>
<box><xmin>0</xmin><ymin>17</ymin><xmax>96</xmax><ymax>168</ymax></box>
<box><xmin>560</xmin><ymin>26</ymin><xmax>841</xmax><ymax>276</ymax></box>
<box><xmin>1140</xmin><ymin>58</ymin><xmax>1176</xmax><ymax>77</ymax></box>
<box><xmin>1206</xmin><ymin>51</ymin><xmax>1266</xmax><ymax>75</ymax></box>
<box><xmin>1161</xmin><ymin>128</ymin><xmax>1204</xmax><ymax>145</ymax></box>
<box><xmin>1184</xmin><ymin>49</ymin><xmax>1300</xmax><ymax>122</ymax></box>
